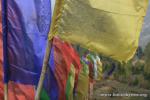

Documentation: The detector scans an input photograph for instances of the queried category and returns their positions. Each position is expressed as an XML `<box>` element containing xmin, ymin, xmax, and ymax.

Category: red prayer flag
<box><xmin>51</xmin><ymin>37</ymin><xmax>81</xmax><ymax>100</ymax></box>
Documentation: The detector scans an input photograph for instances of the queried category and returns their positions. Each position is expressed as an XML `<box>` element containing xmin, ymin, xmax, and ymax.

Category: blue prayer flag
<box><xmin>2</xmin><ymin>0</ymin><xmax>51</xmax><ymax>85</ymax></box>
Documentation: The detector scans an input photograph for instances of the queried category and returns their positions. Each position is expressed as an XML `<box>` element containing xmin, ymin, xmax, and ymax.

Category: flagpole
<box><xmin>2</xmin><ymin>0</ymin><xmax>9</xmax><ymax>99</ymax></box>
<box><xmin>35</xmin><ymin>40</ymin><xmax>52</xmax><ymax>100</ymax></box>
<box><xmin>35</xmin><ymin>0</ymin><xmax>60</xmax><ymax>99</ymax></box>
<box><xmin>4</xmin><ymin>84</ymin><xmax>8</xmax><ymax>100</ymax></box>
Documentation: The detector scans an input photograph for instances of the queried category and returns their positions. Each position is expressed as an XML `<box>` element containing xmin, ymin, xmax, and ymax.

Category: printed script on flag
<box><xmin>49</xmin><ymin>0</ymin><xmax>149</xmax><ymax>62</ymax></box>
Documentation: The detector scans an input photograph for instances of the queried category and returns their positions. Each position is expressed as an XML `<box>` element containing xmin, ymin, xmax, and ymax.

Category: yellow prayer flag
<box><xmin>49</xmin><ymin>0</ymin><xmax>149</xmax><ymax>62</ymax></box>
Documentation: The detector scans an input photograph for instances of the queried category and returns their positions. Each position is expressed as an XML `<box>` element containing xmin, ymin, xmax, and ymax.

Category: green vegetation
<box><xmin>100</xmin><ymin>42</ymin><xmax>150</xmax><ymax>89</ymax></box>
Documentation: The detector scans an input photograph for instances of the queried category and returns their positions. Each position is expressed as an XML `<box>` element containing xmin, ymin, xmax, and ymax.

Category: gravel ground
<box><xmin>93</xmin><ymin>80</ymin><xmax>150</xmax><ymax>100</ymax></box>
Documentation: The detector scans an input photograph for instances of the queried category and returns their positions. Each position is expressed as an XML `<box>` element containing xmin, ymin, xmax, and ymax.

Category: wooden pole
<box><xmin>35</xmin><ymin>41</ymin><xmax>52</xmax><ymax>100</ymax></box>
<box><xmin>35</xmin><ymin>0</ymin><xmax>60</xmax><ymax>99</ymax></box>
<box><xmin>2</xmin><ymin>0</ymin><xmax>9</xmax><ymax>99</ymax></box>
<box><xmin>4</xmin><ymin>84</ymin><xmax>8</xmax><ymax>100</ymax></box>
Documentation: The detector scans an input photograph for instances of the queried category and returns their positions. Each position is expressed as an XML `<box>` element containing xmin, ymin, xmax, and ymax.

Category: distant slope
<box><xmin>140</xmin><ymin>2</ymin><xmax>150</xmax><ymax>49</ymax></box>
